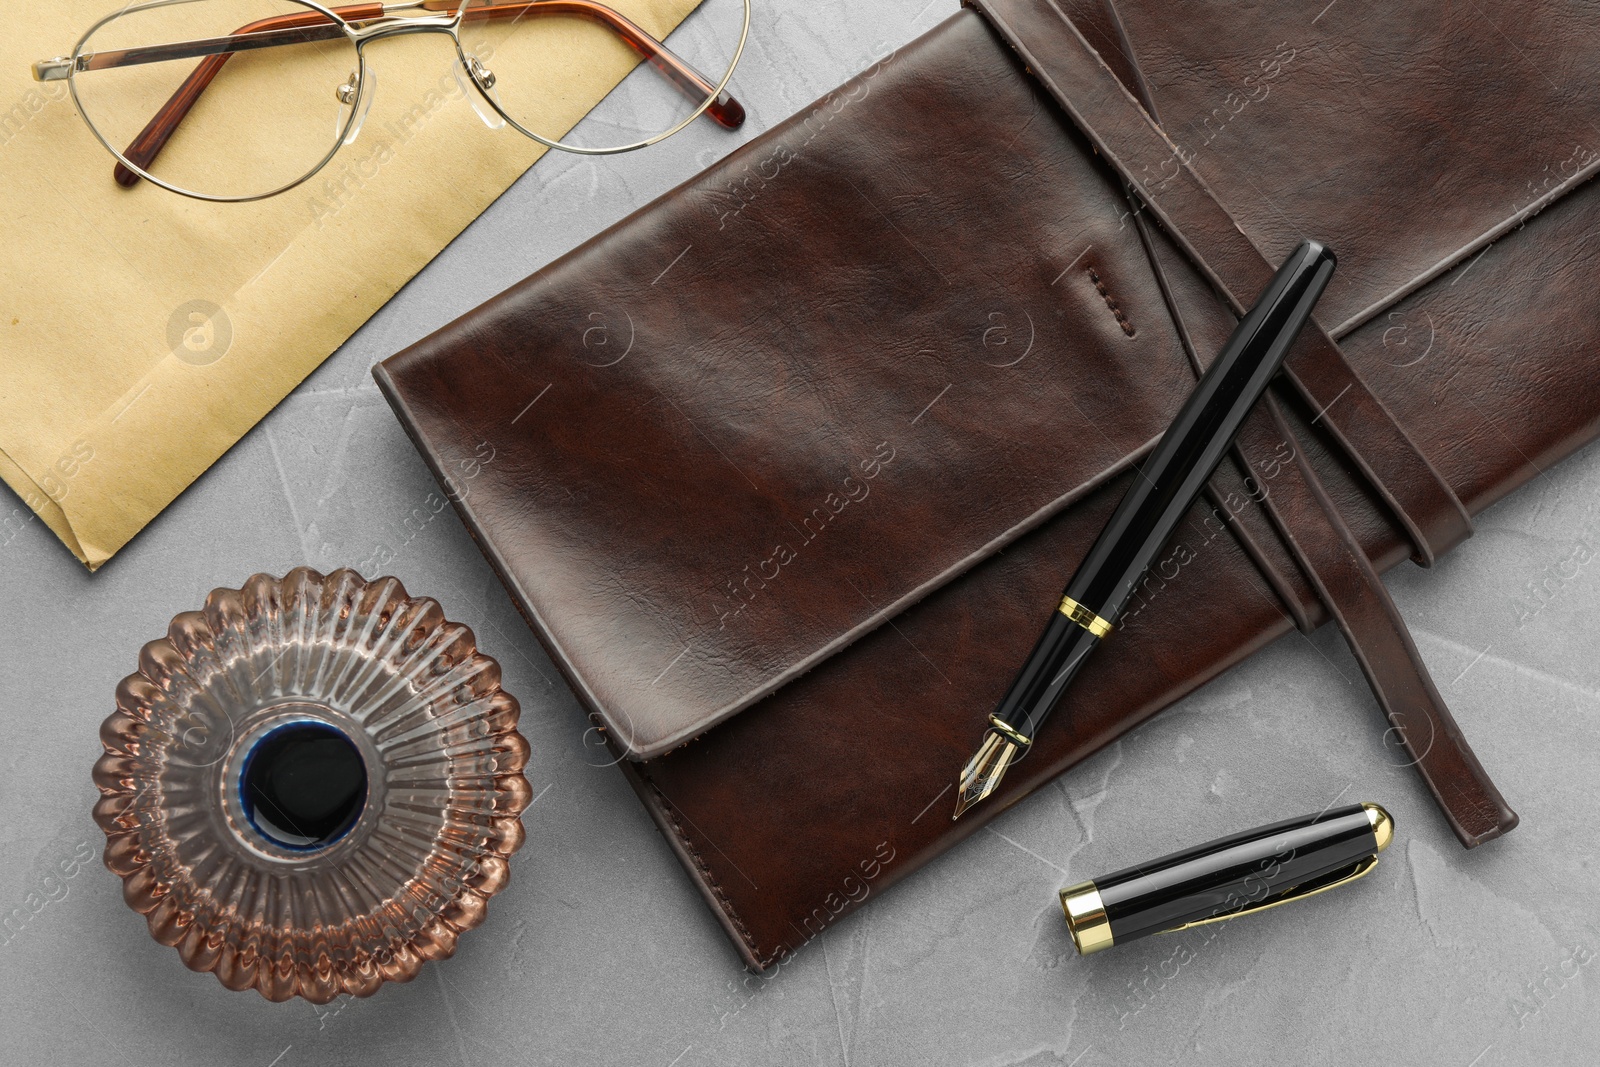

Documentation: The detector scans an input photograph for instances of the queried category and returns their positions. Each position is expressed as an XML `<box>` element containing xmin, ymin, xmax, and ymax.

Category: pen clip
<box><xmin>1158</xmin><ymin>853</ymin><xmax>1380</xmax><ymax>935</ymax></box>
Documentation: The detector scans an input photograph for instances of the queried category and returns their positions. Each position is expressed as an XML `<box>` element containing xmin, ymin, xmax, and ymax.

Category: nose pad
<box><xmin>335</xmin><ymin>68</ymin><xmax>376</xmax><ymax>146</ymax></box>
<box><xmin>454</xmin><ymin>54</ymin><xmax>505</xmax><ymax>130</ymax></box>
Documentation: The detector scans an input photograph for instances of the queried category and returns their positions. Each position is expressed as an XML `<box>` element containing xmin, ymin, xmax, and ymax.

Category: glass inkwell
<box><xmin>93</xmin><ymin>569</ymin><xmax>531</xmax><ymax>1002</ymax></box>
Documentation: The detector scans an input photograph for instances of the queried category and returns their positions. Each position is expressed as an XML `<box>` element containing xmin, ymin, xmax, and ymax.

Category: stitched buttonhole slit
<box><xmin>1086</xmin><ymin>267</ymin><xmax>1137</xmax><ymax>338</ymax></box>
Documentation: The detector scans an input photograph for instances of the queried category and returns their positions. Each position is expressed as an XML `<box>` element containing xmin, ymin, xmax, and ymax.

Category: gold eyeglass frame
<box><xmin>33</xmin><ymin>0</ymin><xmax>751</xmax><ymax>202</ymax></box>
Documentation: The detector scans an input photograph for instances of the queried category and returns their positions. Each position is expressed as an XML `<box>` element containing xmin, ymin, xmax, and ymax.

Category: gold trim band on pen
<box><xmin>987</xmin><ymin>715</ymin><xmax>1032</xmax><ymax>747</ymax></box>
<box><xmin>1058</xmin><ymin>596</ymin><xmax>1113</xmax><ymax>638</ymax></box>
<box><xmin>1060</xmin><ymin>881</ymin><xmax>1114</xmax><ymax>955</ymax></box>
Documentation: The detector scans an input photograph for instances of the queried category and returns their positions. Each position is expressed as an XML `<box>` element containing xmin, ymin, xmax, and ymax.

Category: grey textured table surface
<box><xmin>4</xmin><ymin>3</ymin><xmax>1598</xmax><ymax>1065</ymax></box>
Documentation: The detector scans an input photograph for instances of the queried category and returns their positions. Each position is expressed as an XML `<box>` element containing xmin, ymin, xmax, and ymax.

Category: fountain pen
<box><xmin>953</xmin><ymin>240</ymin><xmax>1338</xmax><ymax>819</ymax></box>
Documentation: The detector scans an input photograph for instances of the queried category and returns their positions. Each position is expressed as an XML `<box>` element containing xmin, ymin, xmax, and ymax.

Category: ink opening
<box><xmin>239</xmin><ymin>720</ymin><xmax>367</xmax><ymax>851</ymax></box>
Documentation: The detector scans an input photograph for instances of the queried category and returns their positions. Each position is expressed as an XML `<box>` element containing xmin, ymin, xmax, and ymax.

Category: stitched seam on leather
<box><xmin>638</xmin><ymin>771</ymin><xmax>774</xmax><ymax>967</ymax></box>
<box><xmin>1086</xmin><ymin>267</ymin><xmax>1136</xmax><ymax>336</ymax></box>
<box><xmin>1330</xmin><ymin>159</ymin><xmax>1600</xmax><ymax>338</ymax></box>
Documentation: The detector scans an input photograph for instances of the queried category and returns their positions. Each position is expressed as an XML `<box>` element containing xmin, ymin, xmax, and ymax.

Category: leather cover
<box><xmin>375</xmin><ymin>2</ymin><xmax>1600</xmax><ymax>968</ymax></box>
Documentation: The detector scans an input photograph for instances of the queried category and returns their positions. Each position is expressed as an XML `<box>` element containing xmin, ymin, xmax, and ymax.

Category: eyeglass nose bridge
<box><xmin>336</xmin><ymin>12</ymin><xmax>465</xmax><ymax>143</ymax></box>
<box><xmin>340</xmin><ymin>12</ymin><xmax>506</xmax><ymax>132</ymax></box>
<box><xmin>347</xmin><ymin>8</ymin><xmax>464</xmax><ymax>45</ymax></box>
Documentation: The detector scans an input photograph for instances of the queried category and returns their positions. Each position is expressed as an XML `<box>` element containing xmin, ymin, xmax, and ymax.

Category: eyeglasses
<box><xmin>33</xmin><ymin>0</ymin><xmax>750</xmax><ymax>202</ymax></box>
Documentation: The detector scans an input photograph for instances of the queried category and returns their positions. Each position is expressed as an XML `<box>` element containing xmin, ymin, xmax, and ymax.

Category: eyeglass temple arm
<box><xmin>46</xmin><ymin>0</ymin><xmax>744</xmax><ymax>189</ymax></box>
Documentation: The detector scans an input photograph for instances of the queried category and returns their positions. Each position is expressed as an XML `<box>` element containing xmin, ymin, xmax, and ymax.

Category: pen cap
<box><xmin>1060</xmin><ymin>802</ymin><xmax>1391</xmax><ymax>954</ymax></box>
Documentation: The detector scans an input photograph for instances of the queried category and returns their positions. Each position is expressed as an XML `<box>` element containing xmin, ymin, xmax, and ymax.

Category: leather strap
<box><xmin>1260</xmin><ymin>394</ymin><xmax>1518</xmax><ymax>846</ymax></box>
<box><xmin>1134</xmin><ymin>189</ymin><xmax>1517</xmax><ymax>845</ymax></box>
<box><xmin>966</xmin><ymin>0</ymin><xmax>1474</xmax><ymax>566</ymax></box>
<box><xmin>972</xmin><ymin>0</ymin><xmax>1519</xmax><ymax>844</ymax></box>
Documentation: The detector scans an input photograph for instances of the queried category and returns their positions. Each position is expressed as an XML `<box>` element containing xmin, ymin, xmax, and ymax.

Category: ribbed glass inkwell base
<box><xmin>93</xmin><ymin>569</ymin><xmax>532</xmax><ymax>1002</ymax></box>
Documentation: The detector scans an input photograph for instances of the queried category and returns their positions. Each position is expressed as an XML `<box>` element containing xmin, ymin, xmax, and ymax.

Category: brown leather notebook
<box><xmin>376</xmin><ymin>0</ymin><xmax>1600</xmax><ymax>969</ymax></box>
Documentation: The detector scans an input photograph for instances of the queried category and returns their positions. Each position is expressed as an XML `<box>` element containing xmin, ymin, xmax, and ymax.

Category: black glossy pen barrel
<box><xmin>1064</xmin><ymin>239</ymin><xmax>1336</xmax><ymax>626</ymax></box>
<box><xmin>1061</xmin><ymin>803</ymin><xmax>1392</xmax><ymax>955</ymax></box>
<box><xmin>999</xmin><ymin>240</ymin><xmax>1337</xmax><ymax>743</ymax></box>
<box><xmin>991</xmin><ymin>609</ymin><xmax>1099</xmax><ymax>740</ymax></box>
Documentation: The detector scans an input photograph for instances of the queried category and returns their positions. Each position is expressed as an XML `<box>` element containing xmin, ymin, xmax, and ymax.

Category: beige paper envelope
<box><xmin>0</xmin><ymin>0</ymin><xmax>703</xmax><ymax>569</ymax></box>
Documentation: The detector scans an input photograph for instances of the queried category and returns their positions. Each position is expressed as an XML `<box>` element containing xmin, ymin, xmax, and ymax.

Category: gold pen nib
<box><xmin>952</xmin><ymin>732</ymin><xmax>1022</xmax><ymax>820</ymax></box>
